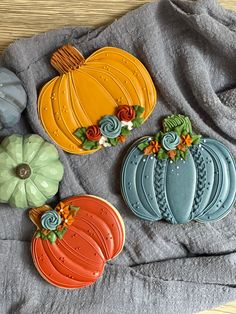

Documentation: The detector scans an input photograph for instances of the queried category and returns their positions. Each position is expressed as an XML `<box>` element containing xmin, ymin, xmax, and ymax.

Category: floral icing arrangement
<box><xmin>74</xmin><ymin>105</ymin><xmax>144</xmax><ymax>150</ymax></box>
<box><xmin>138</xmin><ymin>114</ymin><xmax>202</xmax><ymax>161</ymax></box>
<box><xmin>29</xmin><ymin>202</ymin><xmax>79</xmax><ymax>243</ymax></box>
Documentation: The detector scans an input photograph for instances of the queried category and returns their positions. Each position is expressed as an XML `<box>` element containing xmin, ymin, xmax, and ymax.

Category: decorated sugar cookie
<box><xmin>29</xmin><ymin>195</ymin><xmax>125</xmax><ymax>288</ymax></box>
<box><xmin>121</xmin><ymin>115</ymin><xmax>236</xmax><ymax>224</ymax></box>
<box><xmin>0</xmin><ymin>134</ymin><xmax>64</xmax><ymax>208</ymax></box>
<box><xmin>38</xmin><ymin>45</ymin><xmax>157</xmax><ymax>154</ymax></box>
<box><xmin>0</xmin><ymin>67</ymin><xmax>27</xmax><ymax>128</ymax></box>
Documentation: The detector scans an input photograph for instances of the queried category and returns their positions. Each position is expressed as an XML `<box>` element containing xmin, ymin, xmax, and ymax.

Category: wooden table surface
<box><xmin>0</xmin><ymin>1</ymin><xmax>236</xmax><ymax>313</ymax></box>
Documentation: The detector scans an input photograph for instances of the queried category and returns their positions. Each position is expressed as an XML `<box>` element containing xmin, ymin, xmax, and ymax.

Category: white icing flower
<box><xmin>121</xmin><ymin>120</ymin><xmax>133</xmax><ymax>131</ymax></box>
<box><xmin>99</xmin><ymin>136</ymin><xmax>111</xmax><ymax>148</ymax></box>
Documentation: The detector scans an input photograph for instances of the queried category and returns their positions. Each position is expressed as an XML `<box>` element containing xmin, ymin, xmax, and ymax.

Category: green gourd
<box><xmin>0</xmin><ymin>67</ymin><xmax>27</xmax><ymax>128</ymax></box>
<box><xmin>0</xmin><ymin>134</ymin><xmax>64</xmax><ymax>208</ymax></box>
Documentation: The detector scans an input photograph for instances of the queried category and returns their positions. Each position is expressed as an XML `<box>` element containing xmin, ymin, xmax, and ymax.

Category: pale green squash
<box><xmin>0</xmin><ymin>134</ymin><xmax>64</xmax><ymax>208</ymax></box>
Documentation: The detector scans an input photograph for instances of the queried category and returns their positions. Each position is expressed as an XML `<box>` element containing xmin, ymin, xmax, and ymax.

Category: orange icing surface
<box><xmin>38</xmin><ymin>45</ymin><xmax>157</xmax><ymax>154</ymax></box>
<box><xmin>31</xmin><ymin>195</ymin><xmax>125</xmax><ymax>289</ymax></box>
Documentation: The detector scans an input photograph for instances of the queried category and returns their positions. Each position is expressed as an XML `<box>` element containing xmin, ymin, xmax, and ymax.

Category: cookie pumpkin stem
<box><xmin>51</xmin><ymin>45</ymin><xmax>85</xmax><ymax>74</ymax></box>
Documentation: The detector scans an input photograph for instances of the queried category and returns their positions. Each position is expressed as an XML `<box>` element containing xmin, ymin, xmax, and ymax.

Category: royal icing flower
<box><xmin>162</xmin><ymin>131</ymin><xmax>180</xmax><ymax>151</ymax></box>
<box><xmin>61</xmin><ymin>212</ymin><xmax>75</xmax><ymax>228</ymax></box>
<box><xmin>85</xmin><ymin>125</ymin><xmax>102</xmax><ymax>142</ymax></box>
<box><xmin>121</xmin><ymin>120</ymin><xmax>133</xmax><ymax>130</ymax></box>
<box><xmin>99</xmin><ymin>136</ymin><xmax>112</xmax><ymax>147</ymax></box>
<box><xmin>116</xmin><ymin>105</ymin><xmax>136</xmax><ymax>122</ymax></box>
<box><xmin>167</xmin><ymin>150</ymin><xmax>177</xmax><ymax>160</ymax></box>
<box><xmin>99</xmin><ymin>115</ymin><xmax>122</xmax><ymax>139</ymax></box>
<box><xmin>118</xmin><ymin>135</ymin><xmax>126</xmax><ymax>143</ymax></box>
<box><xmin>41</xmin><ymin>210</ymin><xmax>61</xmax><ymax>231</ymax></box>
<box><xmin>181</xmin><ymin>134</ymin><xmax>192</xmax><ymax>147</ymax></box>
<box><xmin>55</xmin><ymin>202</ymin><xmax>70</xmax><ymax>216</ymax></box>
<box><xmin>144</xmin><ymin>141</ymin><xmax>161</xmax><ymax>155</ymax></box>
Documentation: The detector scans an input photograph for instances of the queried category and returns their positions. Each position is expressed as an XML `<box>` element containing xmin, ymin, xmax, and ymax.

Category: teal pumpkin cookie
<box><xmin>121</xmin><ymin>115</ymin><xmax>236</xmax><ymax>224</ymax></box>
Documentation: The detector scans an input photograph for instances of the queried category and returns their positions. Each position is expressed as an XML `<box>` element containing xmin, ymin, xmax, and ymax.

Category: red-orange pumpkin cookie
<box><xmin>29</xmin><ymin>195</ymin><xmax>125</xmax><ymax>289</ymax></box>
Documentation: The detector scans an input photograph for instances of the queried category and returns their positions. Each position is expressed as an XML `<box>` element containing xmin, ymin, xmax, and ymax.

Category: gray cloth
<box><xmin>1</xmin><ymin>0</ymin><xmax>236</xmax><ymax>313</ymax></box>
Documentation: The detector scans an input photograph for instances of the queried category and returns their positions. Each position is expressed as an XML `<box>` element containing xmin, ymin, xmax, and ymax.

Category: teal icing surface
<box><xmin>121</xmin><ymin>137</ymin><xmax>236</xmax><ymax>224</ymax></box>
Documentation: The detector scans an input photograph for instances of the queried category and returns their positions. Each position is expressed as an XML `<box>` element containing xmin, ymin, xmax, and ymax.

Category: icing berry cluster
<box><xmin>30</xmin><ymin>202</ymin><xmax>79</xmax><ymax>243</ymax></box>
<box><xmin>138</xmin><ymin>114</ymin><xmax>201</xmax><ymax>161</ymax></box>
<box><xmin>74</xmin><ymin>105</ymin><xmax>144</xmax><ymax>150</ymax></box>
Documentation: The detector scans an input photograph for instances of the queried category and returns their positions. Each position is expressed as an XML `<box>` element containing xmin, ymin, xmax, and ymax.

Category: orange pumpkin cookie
<box><xmin>29</xmin><ymin>195</ymin><xmax>125</xmax><ymax>289</ymax></box>
<box><xmin>38</xmin><ymin>45</ymin><xmax>157</xmax><ymax>154</ymax></box>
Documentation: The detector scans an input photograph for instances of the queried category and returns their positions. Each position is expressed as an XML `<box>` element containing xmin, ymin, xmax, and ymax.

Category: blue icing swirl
<box><xmin>99</xmin><ymin>115</ymin><xmax>122</xmax><ymax>139</ymax></box>
<box><xmin>41</xmin><ymin>210</ymin><xmax>61</xmax><ymax>230</ymax></box>
<box><xmin>162</xmin><ymin>131</ymin><xmax>180</xmax><ymax>151</ymax></box>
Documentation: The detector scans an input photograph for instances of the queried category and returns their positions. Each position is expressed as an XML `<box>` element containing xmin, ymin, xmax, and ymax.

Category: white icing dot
<box><xmin>180</xmin><ymin>158</ymin><xmax>183</xmax><ymax>161</ymax></box>
<box><xmin>170</xmin><ymin>161</ymin><xmax>173</xmax><ymax>164</ymax></box>
<box><xmin>154</xmin><ymin>154</ymin><xmax>157</xmax><ymax>157</ymax></box>
<box><xmin>148</xmin><ymin>137</ymin><xmax>152</xmax><ymax>141</ymax></box>
<box><xmin>201</xmin><ymin>148</ymin><xmax>204</xmax><ymax>151</ymax></box>
<box><xmin>150</xmin><ymin>156</ymin><xmax>154</xmax><ymax>160</ymax></box>
<box><xmin>171</xmin><ymin>169</ymin><xmax>174</xmax><ymax>172</ymax></box>
<box><xmin>203</xmin><ymin>140</ymin><xmax>206</xmax><ymax>143</ymax></box>
<box><xmin>0</xmin><ymin>83</ymin><xmax>3</xmax><ymax>87</ymax></box>
<box><xmin>177</xmin><ymin>173</ymin><xmax>179</xmax><ymax>176</ymax></box>
<box><xmin>199</xmin><ymin>144</ymin><xmax>202</xmax><ymax>147</ymax></box>
<box><xmin>176</xmin><ymin>166</ymin><xmax>179</xmax><ymax>169</ymax></box>
<box><xmin>143</xmin><ymin>159</ymin><xmax>146</xmax><ymax>162</ymax></box>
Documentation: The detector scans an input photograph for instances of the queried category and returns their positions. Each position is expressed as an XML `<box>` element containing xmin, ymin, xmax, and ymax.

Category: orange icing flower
<box><xmin>177</xmin><ymin>144</ymin><xmax>186</xmax><ymax>152</ymax></box>
<box><xmin>167</xmin><ymin>150</ymin><xmax>176</xmax><ymax>160</ymax></box>
<box><xmin>118</xmin><ymin>135</ymin><xmax>126</xmax><ymax>143</ymax></box>
<box><xmin>144</xmin><ymin>141</ymin><xmax>161</xmax><ymax>155</ymax></box>
<box><xmin>181</xmin><ymin>134</ymin><xmax>192</xmax><ymax>147</ymax></box>
<box><xmin>55</xmin><ymin>202</ymin><xmax>70</xmax><ymax>217</ymax></box>
<box><xmin>62</xmin><ymin>213</ymin><xmax>75</xmax><ymax>228</ymax></box>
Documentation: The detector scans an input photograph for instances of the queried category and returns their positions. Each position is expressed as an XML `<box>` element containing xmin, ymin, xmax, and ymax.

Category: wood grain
<box><xmin>0</xmin><ymin>0</ymin><xmax>234</xmax><ymax>52</ymax></box>
<box><xmin>0</xmin><ymin>0</ymin><xmax>236</xmax><ymax>313</ymax></box>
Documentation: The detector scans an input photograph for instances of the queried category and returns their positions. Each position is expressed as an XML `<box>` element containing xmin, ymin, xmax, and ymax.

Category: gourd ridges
<box><xmin>190</xmin><ymin>145</ymin><xmax>207</xmax><ymax>219</ymax></box>
<box><xmin>154</xmin><ymin>160</ymin><xmax>176</xmax><ymax>224</ymax></box>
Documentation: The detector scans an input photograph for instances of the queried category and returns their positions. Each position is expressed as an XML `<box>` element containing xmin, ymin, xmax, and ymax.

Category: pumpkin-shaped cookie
<box><xmin>0</xmin><ymin>67</ymin><xmax>27</xmax><ymax>128</ymax></box>
<box><xmin>38</xmin><ymin>45</ymin><xmax>157</xmax><ymax>154</ymax></box>
<box><xmin>0</xmin><ymin>134</ymin><xmax>64</xmax><ymax>208</ymax></box>
<box><xmin>29</xmin><ymin>195</ymin><xmax>125</xmax><ymax>288</ymax></box>
<box><xmin>121</xmin><ymin>115</ymin><xmax>236</xmax><ymax>224</ymax></box>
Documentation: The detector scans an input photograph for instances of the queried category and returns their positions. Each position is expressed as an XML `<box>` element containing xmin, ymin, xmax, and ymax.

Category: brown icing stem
<box><xmin>51</xmin><ymin>45</ymin><xmax>85</xmax><ymax>74</ymax></box>
<box><xmin>29</xmin><ymin>205</ymin><xmax>51</xmax><ymax>229</ymax></box>
<box><xmin>15</xmin><ymin>163</ymin><xmax>31</xmax><ymax>179</ymax></box>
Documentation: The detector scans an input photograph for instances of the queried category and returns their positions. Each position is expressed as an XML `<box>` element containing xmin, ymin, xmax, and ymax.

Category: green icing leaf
<box><xmin>133</xmin><ymin>105</ymin><xmax>144</xmax><ymax>118</ymax></box>
<box><xmin>180</xmin><ymin>150</ymin><xmax>186</xmax><ymax>159</ymax></box>
<box><xmin>74</xmin><ymin>127</ymin><xmax>87</xmax><ymax>141</ymax></box>
<box><xmin>138</xmin><ymin>141</ymin><xmax>149</xmax><ymax>151</ymax></box>
<box><xmin>132</xmin><ymin>117</ymin><xmax>144</xmax><ymax>128</ymax></box>
<box><xmin>157</xmin><ymin>148</ymin><xmax>168</xmax><ymax>160</ymax></box>
<box><xmin>47</xmin><ymin>231</ymin><xmax>57</xmax><ymax>244</ymax></box>
<box><xmin>55</xmin><ymin>228</ymin><xmax>67</xmax><ymax>239</ymax></box>
<box><xmin>108</xmin><ymin>138</ymin><xmax>119</xmax><ymax>146</ymax></box>
<box><xmin>120</xmin><ymin>127</ymin><xmax>131</xmax><ymax>136</ymax></box>
<box><xmin>191</xmin><ymin>134</ymin><xmax>202</xmax><ymax>145</ymax></box>
<box><xmin>82</xmin><ymin>139</ymin><xmax>99</xmax><ymax>150</ymax></box>
<box><xmin>35</xmin><ymin>231</ymin><xmax>41</xmax><ymax>238</ymax></box>
<box><xmin>154</xmin><ymin>131</ymin><xmax>164</xmax><ymax>142</ymax></box>
<box><xmin>69</xmin><ymin>205</ymin><xmax>80</xmax><ymax>212</ymax></box>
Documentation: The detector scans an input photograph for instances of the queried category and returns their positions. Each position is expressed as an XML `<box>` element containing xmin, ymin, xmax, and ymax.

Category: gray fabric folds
<box><xmin>1</xmin><ymin>0</ymin><xmax>236</xmax><ymax>313</ymax></box>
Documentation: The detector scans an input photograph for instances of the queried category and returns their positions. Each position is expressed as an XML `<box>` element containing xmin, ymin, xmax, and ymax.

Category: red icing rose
<box><xmin>116</xmin><ymin>105</ymin><xmax>136</xmax><ymax>122</ymax></box>
<box><xmin>86</xmin><ymin>125</ymin><xmax>102</xmax><ymax>142</ymax></box>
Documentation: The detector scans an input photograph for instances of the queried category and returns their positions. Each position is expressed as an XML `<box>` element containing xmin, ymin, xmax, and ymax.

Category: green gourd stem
<box><xmin>162</xmin><ymin>115</ymin><xmax>192</xmax><ymax>134</ymax></box>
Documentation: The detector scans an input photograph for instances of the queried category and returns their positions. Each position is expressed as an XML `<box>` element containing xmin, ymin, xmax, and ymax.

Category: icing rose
<box><xmin>99</xmin><ymin>115</ymin><xmax>122</xmax><ymax>139</ymax></box>
<box><xmin>86</xmin><ymin>125</ymin><xmax>102</xmax><ymax>141</ymax></box>
<box><xmin>41</xmin><ymin>210</ymin><xmax>61</xmax><ymax>231</ymax></box>
<box><xmin>162</xmin><ymin>132</ymin><xmax>180</xmax><ymax>151</ymax></box>
<box><xmin>116</xmin><ymin>105</ymin><xmax>136</xmax><ymax>122</ymax></box>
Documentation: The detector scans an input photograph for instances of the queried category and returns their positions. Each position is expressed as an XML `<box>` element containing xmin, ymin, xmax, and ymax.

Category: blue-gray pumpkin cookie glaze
<box><xmin>121</xmin><ymin>115</ymin><xmax>236</xmax><ymax>224</ymax></box>
<box><xmin>0</xmin><ymin>67</ymin><xmax>27</xmax><ymax>128</ymax></box>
